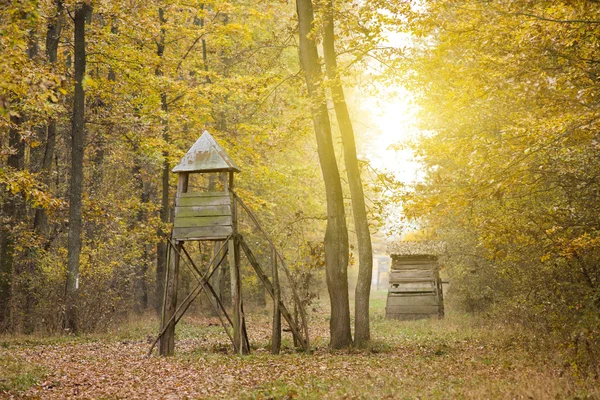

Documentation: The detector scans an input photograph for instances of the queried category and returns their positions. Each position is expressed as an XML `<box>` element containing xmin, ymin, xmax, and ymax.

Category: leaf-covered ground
<box><xmin>1</xmin><ymin>295</ymin><xmax>598</xmax><ymax>399</ymax></box>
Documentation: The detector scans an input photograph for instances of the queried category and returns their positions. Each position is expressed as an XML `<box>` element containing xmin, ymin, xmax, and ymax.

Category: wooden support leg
<box><xmin>159</xmin><ymin>240</ymin><xmax>181</xmax><ymax>356</ymax></box>
<box><xmin>436</xmin><ymin>267</ymin><xmax>445</xmax><ymax>319</ymax></box>
<box><xmin>229</xmin><ymin>234</ymin><xmax>249</xmax><ymax>354</ymax></box>
<box><xmin>241</xmin><ymin>303</ymin><xmax>250</xmax><ymax>353</ymax></box>
<box><xmin>272</xmin><ymin>248</ymin><xmax>281</xmax><ymax>354</ymax></box>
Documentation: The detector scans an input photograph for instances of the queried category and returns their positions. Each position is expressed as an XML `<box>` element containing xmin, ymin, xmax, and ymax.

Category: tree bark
<box><xmin>155</xmin><ymin>7</ymin><xmax>169</xmax><ymax>312</ymax></box>
<box><xmin>34</xmin><ymin>0</ymin><xmax>63</xmax><ymax>236</ymax></box>
<box><xmin>322</xmin><ymin>0</ymin><xmax>373</xmax><ymax>345</ymax></box>
<box><xmin>295</xmin><ymin>0</ymin><xmax>352</xmax><ymax>349</ymax></box>
<box><xmin>65</xmin><ymin>2</ymin><xmax>89</xmax><ymax>333</ymax></box>
<box><xmin>132</xmin><ymin>160</ymin><xmax>151</xmax><ymax>313</ymax></box>
<box><xmin>0</xmin><ymin>116</ymin><xmax>24</xmax><ymax>332</ymax></box>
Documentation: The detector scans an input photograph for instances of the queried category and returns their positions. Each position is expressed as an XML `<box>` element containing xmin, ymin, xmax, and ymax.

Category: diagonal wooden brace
<box><xmin>238</xmin><ymin>235</ymin><xmax>308</xmax><ymax>351</ymax></box>
<box><xmin>149</xmin><ymin>237</ymin><xmax>232</xmax><ymax>356</ymax></box>
<box><xmin>232</xmin><ymin>191</ymin><xmax>309</xmax><ymax>349</ymax></box>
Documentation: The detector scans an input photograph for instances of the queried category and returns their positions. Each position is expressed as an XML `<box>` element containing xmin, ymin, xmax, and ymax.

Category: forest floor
<box><xmin>1</xmin><ymin>291</ymin><xmax>599</xmax><ymax>399</ymax></box>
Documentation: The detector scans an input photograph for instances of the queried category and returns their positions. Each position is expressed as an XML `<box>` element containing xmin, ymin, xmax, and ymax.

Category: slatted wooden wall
<box><xmin>173</xmin><ymin>192</ymin><xmax>233</xmax><ymax>241</ymax></box>
<box><xmin>385</xmin><ymin>255</ymin><xmax>444</xmax><ymax>320</ymax></box>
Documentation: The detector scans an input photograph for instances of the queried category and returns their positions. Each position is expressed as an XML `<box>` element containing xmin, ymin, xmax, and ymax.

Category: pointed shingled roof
<box><xmin>172</xmin><ymin>131</ymin><xmax>241</xmax><ymax>173</ymax></box>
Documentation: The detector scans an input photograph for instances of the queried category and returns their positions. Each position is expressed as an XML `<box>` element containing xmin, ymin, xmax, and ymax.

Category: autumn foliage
<box><xmin>403</xmin><ymin>1</ymin><xmax>600</xmax><ymax>368</ymax></box>
<box><xmin>0</xmin><ymin>0</ymin><xmax>328</xmax><ymax>334</ymax></box>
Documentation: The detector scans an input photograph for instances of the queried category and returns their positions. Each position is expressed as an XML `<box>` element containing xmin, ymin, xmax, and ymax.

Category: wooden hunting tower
<box><xmin>153</xmin><ymin>131</ymin><xmax>307</xmax><ymax>357</ymax></box>
<box><xmin>385</xmin><ymin>254</ymin><xmax>445</xmax><ymax>320</ymax></box>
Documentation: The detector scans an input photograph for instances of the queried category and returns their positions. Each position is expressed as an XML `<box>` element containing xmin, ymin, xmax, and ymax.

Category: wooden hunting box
<box><xmin>385</xmin><ymin>254</ymin><xmax>444</xmax><ymax>320</ymax></box>
<box><xmin>171</xmin><ymin>131</ymin><xmax>240</xmax><ymax>242</ymax></box>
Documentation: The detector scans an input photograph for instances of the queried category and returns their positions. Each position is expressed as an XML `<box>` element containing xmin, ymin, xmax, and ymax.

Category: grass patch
<box><xmin>0</xmin><ymin>351</ymin><xmax>46</xmax><ymax>394</ymax></box>
<box><xmin>245</xmin><ymin>378</ymin><xmax>330</xmax><ymax>399</ymax></box>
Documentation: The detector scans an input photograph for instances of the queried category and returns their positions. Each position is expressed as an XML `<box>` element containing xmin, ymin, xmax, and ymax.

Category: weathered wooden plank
<box><xmin>173</xmin><ymin>225</ymin><xmax>232</xmax><ymax>240</ymax></box>
<box><xmin>390</xmin><ymin>283</ymin><xmax>435</xmax><ymax>288</ymax></box>
<box><xmin>390</xmin><ymin>274</ymin><xmax>434</xmax><ymax>280</ymax></box>
<box><xmin>386</xmin><ymin>313</ymin><xmax>438</xmax><ymax>320</ymax></box>
<box><xmin>173</xmin><ymin>215</ymin><xmax>232</xmax><ymax>228</ymax></box>
<box><xmin>386</xmin><ymin>305</ymin><xmax>440</xmax><ymax>314</ymax></box>
<box><xmin>392</xmin><ymin>261</ymin><xmax>436</xmax><ymax>265</ymax></box>
<box><xmin>174</xmin><ymin>205</ymin><xmax>231</xmax><ymax>218</ymax></box>
<box><xmin>177</xmin><ymin>191</ymin><xmax>230</xmax><ymax>198</ymax></box>
<box><xmin>390</xmin><ymin>280</ymin><xmax>435</xmax><ymax>286</ymax></box>
<box><xmin>390</xmin><ymin>269</ymin><xmax>434</xmax><ymax>279</ymax></box>
<box><xmin>389</xmin><ymin>288</ymin><xmax>436</xmax><ymax>295</ymax></box>
<box><xmin>391</xmin><ymin>266</ymin><xmax>435</xmax><ymax>271</ymax></box>
<box><xmin>176</xmin><ymin>195</ymin><xmax>230</xmax><ymax>207</ymax></box>
<box><xmin>387</xmin><ymin>295</ymin><xmax>439</xmax><ymax>307</ymax></box>
<box><xmin>392</xmin><ymin>263</ymin><xmax>437</xmax><ymax>269</ymax></box>
<box><xmin>391</xmin><ymin>254</ymin><xmax>437</xmax><ymax>264</ymax></box>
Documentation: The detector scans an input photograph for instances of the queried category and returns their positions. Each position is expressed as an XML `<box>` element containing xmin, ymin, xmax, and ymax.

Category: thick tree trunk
<box><xmin>322</xmin><ymin>0</ymin><xmax>373</xmax><ymax>345</ymax></box>
<box><xmin>295</xmin><ymin>0</ymin><xmax>352</xmax><ymax>349</ymax></box>
<box><xmin>65</xmin><ymin>2</ymin><xmax>89</xmax><ymax>333</ymax></box>
<box><xmin>155</xmin><ymin>7</ymin><xmax>169</xmax><ymax>312</ymax></box>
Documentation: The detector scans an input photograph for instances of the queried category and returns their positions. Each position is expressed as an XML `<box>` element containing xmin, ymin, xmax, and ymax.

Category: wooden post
<box><xmin>159</xmin><ymin>241</ymin><xmax>181</xmax><ymax>356</ymax></box>
<box><xmin>230</xmin><ymin>235</ymin><xmax>243</xmax><ymax>354</ymax></box>
<box><xmin>271</xmin><ymin>247</ymin><xmax>281</xmax><ymax>354</ymax></box>
<box><xmin>435</xmin><ymin>263</ymin><xmax>445</xmax><ymax>319</ymax></box>
<box><xmin>228</xmin><ymin>172</ymin><xmax>248</xmax><ymax>354</ymax></box>
<box><xmin>159</xmin><ymin>173</ymin><xmax>188</xmax><ymax>356</ymax></box>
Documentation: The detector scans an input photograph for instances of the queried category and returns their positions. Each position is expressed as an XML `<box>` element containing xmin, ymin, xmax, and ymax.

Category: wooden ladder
<box><xmin>238</xmin><ymin>235</ymin><xmax>307</xmax><ymax>350</ymax></box>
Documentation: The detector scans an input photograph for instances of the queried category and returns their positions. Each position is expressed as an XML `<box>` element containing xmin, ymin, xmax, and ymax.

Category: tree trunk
<box><xmin>133</xmin><ymin>160</ymin><xmax>150</xmax><ymax>313</ymax></box>
<box><xmin>65</xmin><ymin>2</ymin><xmax>89</xmax><ymax>333</ymax></box>
<box><xmin>295</xmin><ymin>0</ymin><xmax>352</xmax><ymax>349</ymax></box>
<box><xmin>34</xmin><ymin>0</ymin><xmax>62</xmax><ymax>235</ymax></box>
<box><xmin>322</xmin><ymin>0</ymin><xmax>373</xmax><ymax>345</ymax></box>
<box><xmin>0</xmin><ymin>116</ymin><xmax>24</xmax><ymax>332</ymax></box>
<box><xmin>155</xmin><ymin>7</ymin><xmax>169</xmax><ymax>312</ymax></box>
<box><xmin>23</xmin><ymin>4</ymin><xmax>48</xmax><ymax>334</ymax></box>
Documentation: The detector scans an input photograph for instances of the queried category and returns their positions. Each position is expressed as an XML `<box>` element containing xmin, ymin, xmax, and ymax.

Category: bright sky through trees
<box><xmin>362</xmin><ymin>90</ymin><xmax>421</xmax><ymax>185</ymax></box>
<box><xmin>359</xmin><ymin>27</ymin><xmax>422</xmax><ymax>186</ymax></box>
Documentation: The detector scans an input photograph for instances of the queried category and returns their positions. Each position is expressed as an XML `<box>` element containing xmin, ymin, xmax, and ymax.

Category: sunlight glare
<box><xmin>361</xmin><ymin>88</ymin><xmax>421</xmax><ymax>185</ymax></box>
